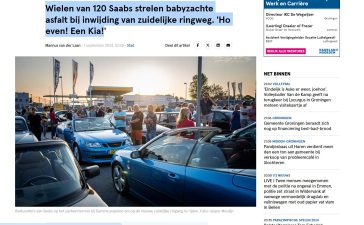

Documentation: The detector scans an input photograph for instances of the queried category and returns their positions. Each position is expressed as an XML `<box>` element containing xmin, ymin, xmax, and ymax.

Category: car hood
<box><xmin>76</xmin><ymin>129</ymin><xmax>129</xmax><ymax>142</ymax></box>
<box><xmin>114</xmin><ymin>145</ymin><xmax>141</xmax><ymax>158</ymax></box>
<box><xmin>15</xmin><ymin>132</ymin><xmax>38</xmax><ymax>144</ymax></box>
<box><xmin>72</xmin><ymin>186</ymin><xmax>107</xmax><ymax>207</ymax></box>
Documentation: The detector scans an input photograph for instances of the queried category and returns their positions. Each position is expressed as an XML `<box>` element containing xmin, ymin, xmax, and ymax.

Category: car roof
<box><xmin>16</xmin><ymin>140</ymin><xmax>67</xmax><ymax>150</ymax></box>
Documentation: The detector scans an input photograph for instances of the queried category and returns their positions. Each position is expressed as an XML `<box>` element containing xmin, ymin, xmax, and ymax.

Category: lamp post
<box><xmin>59</xmin><ymin>76</ymin><xmax>63</xmax><ymax>105</ymax></box>
<box><xmin>184</xmin><ymin>82</ymin><xmax>187</xmax><ymax>101</ymax></box>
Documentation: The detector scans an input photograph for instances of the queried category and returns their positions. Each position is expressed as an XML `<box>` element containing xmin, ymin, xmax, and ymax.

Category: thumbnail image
<box><xmin>15</xmin><ymin>56</ymin><xmax>256</xmax><ymax>207</ymax></box>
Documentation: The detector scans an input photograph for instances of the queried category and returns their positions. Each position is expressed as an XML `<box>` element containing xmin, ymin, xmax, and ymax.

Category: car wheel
<box><xmin>112</xmin><ymin>163</ymin><xmax>129</xmax><ymax>195</ymax></box>
<box><xmin>73</xmin><ymin>144</ymin><xmax>82</xmax><ymax>162</ymax></box>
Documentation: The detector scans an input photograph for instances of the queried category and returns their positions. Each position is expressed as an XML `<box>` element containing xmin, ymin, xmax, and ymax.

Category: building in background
<box><xmin>123</xmin><ymin>95</ymin><xmax>176</xmax><ymax>108</ymax></box>
<box><xmin>15</xmin><ymin>92</ymin><xmax>30</xmax><ymax>111</ymax></box>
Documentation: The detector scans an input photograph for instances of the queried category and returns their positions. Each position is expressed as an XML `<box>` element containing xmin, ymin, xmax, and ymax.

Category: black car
<box><xmin>211</xmin><ymin>109</ymin><xmax>233</xmax><ymax>133</ymax></box>
<box><xmin>15</xmin><ymin>140</ymin><xmax>107</xmax><ymax>206</ymax></box>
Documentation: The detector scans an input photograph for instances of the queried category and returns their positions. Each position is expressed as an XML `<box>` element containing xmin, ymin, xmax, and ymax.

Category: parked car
<box><xmin>15</xmin><ymin>140</ymin><xmax>107</xmax><ymax>206</ymax></box>
<box><xmin>211</xmin><ymin>122</ymin><xmax>256</xmax><ymax>149</ymax></box>
<box><xmin>154</xmin><ymin>112</ymin><xmax>179</xmax><ymax>129</ymax></box>
<box><xmin>56</xmin><ymin>117</ymin><xmax>132</xmax><ymax>163</ymax></box>
<box><xmin>55</xmin><ymin>110</ymin><xmax>69</xmax><ymax>122</ymax></box>
<box><xmin>15</xmin><ymin>116</ymin><xmax>38</xmax><ymax>144</ymax></box>
<box><xmin>105</xmin><ymin>112</ymin><xmax>170</xmax><ymax>144</ymax></box>
<box><xmin>211</xmin><ymin>109</ymin><xmax>233</xmax><ymax>133</ymax></box>
<box><xmin>111</xmin><ymin>127</ymin><xmax>256</xmax><ymax>206</ymax></box>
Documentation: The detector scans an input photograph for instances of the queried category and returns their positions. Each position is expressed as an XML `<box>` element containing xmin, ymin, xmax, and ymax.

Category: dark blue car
<box><xmin>111</xmin><ymin>127</ymin><xmax>256</xmax><ymax>206</ymax></box>
<box><xmin>57</xmin><ymin>117</ymin><xmax>132</xmax><ymax>163</ymax></box>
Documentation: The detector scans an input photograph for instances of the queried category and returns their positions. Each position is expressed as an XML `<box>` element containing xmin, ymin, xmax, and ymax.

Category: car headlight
<box><xmin>85</xmin><ymin>142</ymin><xmax>102</xmax><ymax>148</ymax></box>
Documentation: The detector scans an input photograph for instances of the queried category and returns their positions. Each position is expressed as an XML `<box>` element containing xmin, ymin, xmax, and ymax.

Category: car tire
<box><xmin>112</xmin><ymin>163</ymin><xmax>129</xmax><ymax>195</ymax></box>
<box><xmin>73</xmin><ymin>144</ymin><xmax>82</xmax><ymax>162</ymax></box>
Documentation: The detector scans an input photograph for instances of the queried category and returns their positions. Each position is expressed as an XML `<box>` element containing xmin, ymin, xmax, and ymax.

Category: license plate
<box><xmin>109</xmin><ymin>150</ymin><xmax>117</xmax><ymax>155</ymax></box>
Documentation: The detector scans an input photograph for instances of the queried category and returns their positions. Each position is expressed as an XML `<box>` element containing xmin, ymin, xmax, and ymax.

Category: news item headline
<box><xmin>45</xmin><ymin>1</ymin><xmax>233</xmax><ymax>37</ymax></box>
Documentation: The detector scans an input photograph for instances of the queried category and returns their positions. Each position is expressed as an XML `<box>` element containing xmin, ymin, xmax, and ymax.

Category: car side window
<box><xmin>188</xmin><ymin>139</ymin><xmax>256</xmax><ymax>170</ymax></box>
<box><xmin>144</xmin><ymin>133</ymin><xmax>196</xmax><ymax>165</ymax></box>
<box><xmin>238</xmin><ymin>126</ymin><xmax>256</xmax><ymax>139</ymax></box>
<box><xmin>214</xmin><ymin>112</ymin><xmax>226</xmax><ymax>121</ymax></box>
<box><xmin>237</xmin><ymin>126</ymin><xmax>256</xmax><ymax>148</ymax></box>
<box><xmin>168</xmin><ymin>114</ymin><xmax>176</xmax><ymax>123</ymax></box>
<box><xmin>160</xmin><ymin>114</ymin><xmax>168</xmax><ymax>122</ymax></box>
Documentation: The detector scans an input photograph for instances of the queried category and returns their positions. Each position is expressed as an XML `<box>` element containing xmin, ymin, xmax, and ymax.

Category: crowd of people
<box><xmin>18</xmin><ymin>92</ymin><xmax>256</xmax><ymax>143</ymax></box>
<box><xmin>20</xmin><ymin>106</ymin><xmax>58</xmax><ymax>141</ymax></box>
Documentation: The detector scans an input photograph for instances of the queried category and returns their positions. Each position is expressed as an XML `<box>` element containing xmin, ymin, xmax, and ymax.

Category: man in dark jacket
<box><xmin>27</xmin><ymin>107</ymin><xmax>42</xmax><ymax>141</ymax></box>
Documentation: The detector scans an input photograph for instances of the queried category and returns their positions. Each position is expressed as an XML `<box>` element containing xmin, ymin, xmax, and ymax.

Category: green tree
<box><xmin>189</xmin><ymin>73</ymin><xmax>210</xmax><ymax>100</ymax></box>
<box><xmin>208</xmin><ymin>84</ymin><xmax>226</xmax><ymax>100</ymax></box>
<box><xmin>113</xmin><ymin>96</ymin><xmax>124</xmax><ymax>105</ymax></box>
<box><xmin>243</xmin><ymin>95</ymin><xmax>255</xmax><ymax>102</ymax></box>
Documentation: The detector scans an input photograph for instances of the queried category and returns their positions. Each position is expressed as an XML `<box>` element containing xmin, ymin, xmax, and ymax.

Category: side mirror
<box><xmin>64</xmin><ymin>127</ymin><xmax>72</xmax><ymax>133</ymax></box>
<box><xmin>82</xmin><ymin>165</ymin><xmax>100</xmax><ymax>180</ymax></box>
<box><xmin>130</xmin><ymin>151</ymin><xmax>141</xmax><ymax>159</ymax></box>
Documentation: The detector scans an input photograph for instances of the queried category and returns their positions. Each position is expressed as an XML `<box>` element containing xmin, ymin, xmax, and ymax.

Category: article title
<box><xmin>45</xmin><ymin>1</ymin><xmax>233</xmax><ymax>37</ymax></box>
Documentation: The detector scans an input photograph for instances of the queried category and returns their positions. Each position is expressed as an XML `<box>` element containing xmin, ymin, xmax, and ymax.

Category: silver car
<box><xmin>15</xmin><ymin>116</ymin><xmax>38</xmax><ymax>144</ymax></box>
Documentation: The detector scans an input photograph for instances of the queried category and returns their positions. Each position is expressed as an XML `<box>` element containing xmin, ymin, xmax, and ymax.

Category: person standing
<box><xmin>230</xmin><ymin>104</ymin><xmax>241</xmax><ymax>131</ymax></box>
<box><xmin>247</xmin><ymin>101</ymin><xmax>256</xmax><ymax>124</ymax></box>
<box><xmin>145</xmin><ymin>105</ymin><xmax>157</xmax><ymax>141</ymax></box>
<box><xmin>49</xmin><ymin>107</ymin><xmax>57</xmax><ymax>139</ymax></box>
<box><xmin>22</xmin><ymin>107</ymin><xmax>30</xmax><ymax>122</ymax></box>
<box><xmin>176</xmin><ymin>107</ymin><xmax>195</xmax><ymax>128</ymax></box>
<box><xmin>130</xmin><ymin>105</ymin><xmax>144</xmax><ymax>145</ymax></box>
<box><xmin>96</xmin><ymin>106</ymin><xmax>105</xmax><ymax>117</ymax></box>
<box><xmin>41</xmin><ymin>111</ymin><xmax>48</xmax><ymax>139</ymax></box>
<box><xmin>187</xmin><ymin>103</ymin><xmax>195</xmax><ymax>120</ymax></box>
<box><xmin>240</xmin><ymin>101</ymin><xmax>249</xmax><ymax>128</ymax></box>
<box><xmin>200</xmin><ymin>92</ymin><xmax>216</xmax><ymax>126</ymax></box>
<box><xmin>89</xmin><ymin>106</ymin><xmax>96</xmax><ymax>117</ymax></box>
<box><xmin>66</xmin><ymin>109</ymin><xmax>73</xmax><ymax>120</ymax></box>
<box><xmin>114</xmin><ymin>106</ymin><xmax>127</xmax><ymax>132</ymax></box>
<box><xmin>174</xmin><ymin>103</ymin><xmax>181</xmax><ymax>112</ymax></box>
<box><xmin>28</xmin><ymin>107</ymin><xmax>42</xmax><ymax>141</ymax></box>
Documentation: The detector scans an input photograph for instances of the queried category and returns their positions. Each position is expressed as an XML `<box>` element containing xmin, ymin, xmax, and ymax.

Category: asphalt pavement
<box><xmin>84</xmin><ymin>163</ymin><xmax>142</xmax><ymax>207</ymax></box>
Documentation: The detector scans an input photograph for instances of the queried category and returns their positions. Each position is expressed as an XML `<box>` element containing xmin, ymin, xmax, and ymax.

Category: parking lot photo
<box><xmin>15</xmin><ymin>56</ymin><xmax>256</xmax><ymax>206</ymax></box>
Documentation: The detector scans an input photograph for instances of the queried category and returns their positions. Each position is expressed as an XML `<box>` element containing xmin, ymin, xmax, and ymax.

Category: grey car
<box><xmin>15</xmin><ymin>140</ymin><xmax>107</xmax><ymax>206</ymax></box>
<box><xmin>15</xmin><ymin>116</ymin><xmax>38</xmax><ymax>144</ymax></box>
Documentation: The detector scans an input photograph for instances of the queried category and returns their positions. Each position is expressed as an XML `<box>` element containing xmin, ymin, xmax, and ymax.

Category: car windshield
<box><xmin>16</xmin><ymin>119</ymin><xmax>28</xmax><ymax>132</ymax></box>
<box><xmin>74</xmin><ymin>117</ymin><xmax>114</xmax><ymax>132</ymax></box>
<box><xmin>15</xmin><ymin>144</ymin><xmax>85</xmax><ymax>206</ymax></box>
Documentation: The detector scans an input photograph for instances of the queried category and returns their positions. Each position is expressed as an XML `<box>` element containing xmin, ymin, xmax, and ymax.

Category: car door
<box><xmin>62</xmin><ymin>121</ymin><xmax>75</xmax><ymax>145</ymax></box>
<box><xmin>184</xmin><ymin>141</ymin><xmax>256</xmax><ymax>206</ymax></box>
<box><xmin>212</xmin><ymin>111</ymin><xmax>230</xmax><ymax>131</ymax></box>
<box><xmin>129</xmin><ymin>133</ymin><xmax>196</xmax><ymax>205</ymax></box>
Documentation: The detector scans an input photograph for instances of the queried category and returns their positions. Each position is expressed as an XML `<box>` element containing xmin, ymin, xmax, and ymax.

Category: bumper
<box><xmin>80</xmin><ymin>145</ymin><xmax>130</xmax><ymax>163</ymax></box>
